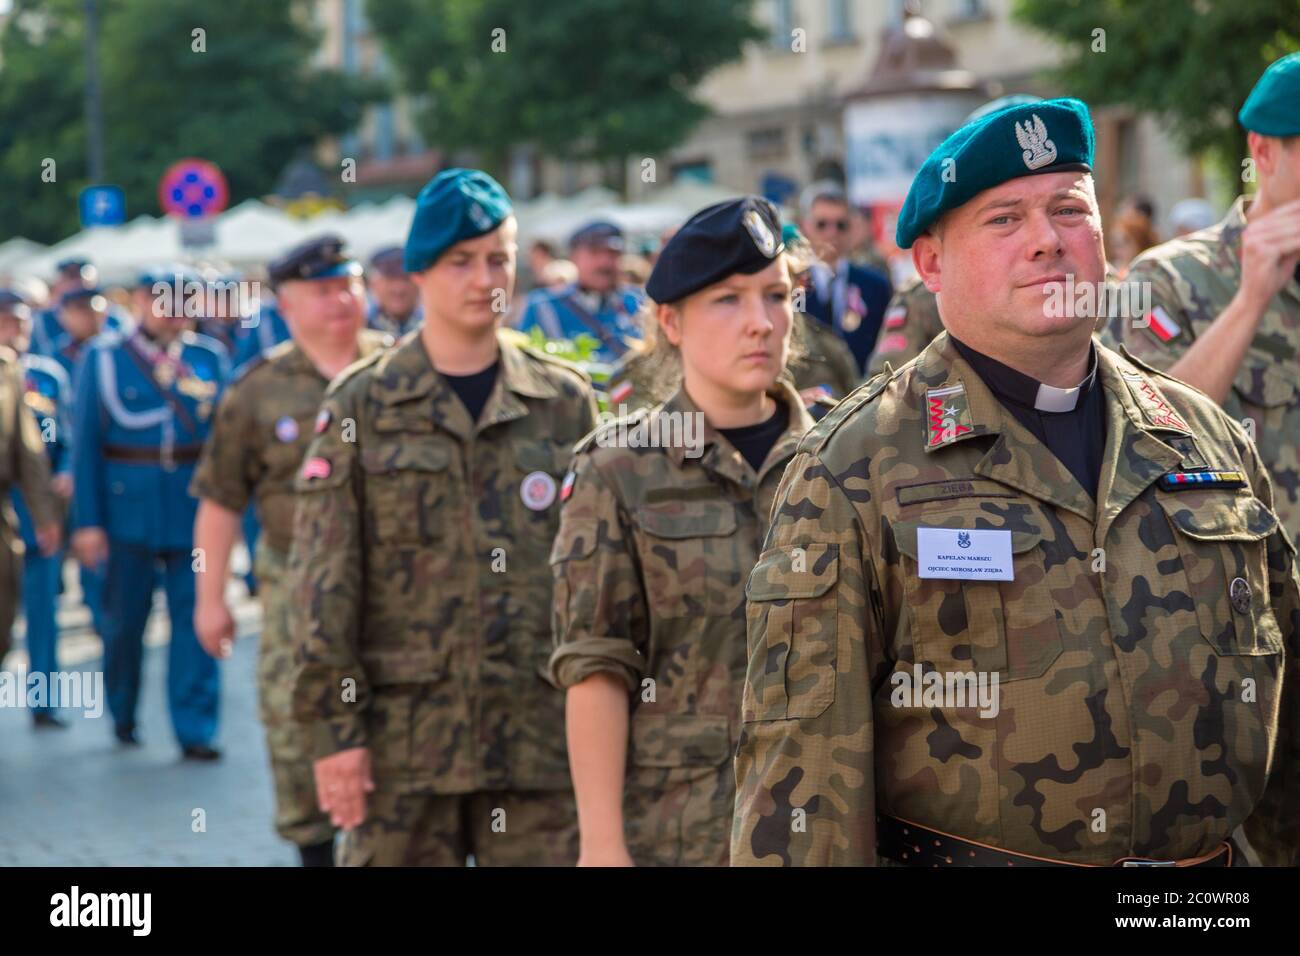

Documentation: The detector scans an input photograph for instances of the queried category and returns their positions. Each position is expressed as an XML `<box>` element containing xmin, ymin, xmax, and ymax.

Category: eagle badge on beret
<box><xmin>1015</xmin><ymin>113</ymin><xmax>1058</xmax><ymax>170</ymax></box>
<box><xmin>742</xmin><ymin>209</ymin><xmax>778</xmax><ymax>257</ymax></box>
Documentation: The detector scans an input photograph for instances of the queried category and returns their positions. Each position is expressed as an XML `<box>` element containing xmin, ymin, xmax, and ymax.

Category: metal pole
<box><xmin>84</xmin><ymin>0</ymin><xmax>105</xmax><ymax>181</ymax></box>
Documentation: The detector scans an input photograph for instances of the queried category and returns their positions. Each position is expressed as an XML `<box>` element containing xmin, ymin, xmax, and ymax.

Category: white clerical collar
<box><xmin>1033</xmin><ymin>350</ymin><xmax>1098</xmax><ymax>413</ymax></box>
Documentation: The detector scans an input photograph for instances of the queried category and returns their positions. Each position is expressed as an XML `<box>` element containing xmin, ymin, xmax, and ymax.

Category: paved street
<box><xmin>0</xmin><ymin>555</ymin><xmax>298</xmax><ymax>866</ymax></box>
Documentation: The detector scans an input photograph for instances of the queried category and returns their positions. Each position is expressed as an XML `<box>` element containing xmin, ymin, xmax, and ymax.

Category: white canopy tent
<box><xmin>4</xmin><ymin>180</ymin><xmax>754</xmax><ymax>282</ymax></box>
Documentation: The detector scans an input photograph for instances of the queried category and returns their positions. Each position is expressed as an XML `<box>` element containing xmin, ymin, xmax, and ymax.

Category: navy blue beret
<box><xmin>569</xmin><ymin>220</ymin><xmax>624</xmax><ymax>250</ymax></box>
<box><xmin>268</xmin><ymin>234</ymin><xmax>362</xmax><ymax>289</ymax></box>
<box><xmin>404</xmin><ymin>168</ymin><xmax>513</xmax><ymax>273</ymax></box>
<box><xmin>645</xmin><ymin>196</ymin><xmax>784</xmax><ymax>305</ymax></box>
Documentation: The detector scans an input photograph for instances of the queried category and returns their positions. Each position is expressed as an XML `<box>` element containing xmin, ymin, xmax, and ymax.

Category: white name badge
<box><xmin>915</xmin><ymin>528</ymin><xmax>1015</xmax><ymax>581</ymax></box>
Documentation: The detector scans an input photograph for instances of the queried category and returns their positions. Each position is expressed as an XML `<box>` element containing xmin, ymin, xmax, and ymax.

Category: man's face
<box><xmin>0</xmin><ymin>310</ymin><xmax>26</xmax><ymax>350</ymax></box>
<box><xmin>412</xmin><ymin>218</ymin><xmax>517</xmax><ymax>336</ymax></box>
<box><xmin>1255</xmin><ymin>133</ymin><xmax>1300</xmax><ymax>207</ymax></box>
<box><xmin>802</xmin><ymin>198</ymin><xmax>852</xmax><ymax>261</ymax></box>
<box><xmin>278</xmin><ymin>275</ymin><xmax>366</xmax><ymax>341</ymax></box>
<box><xmin>913</xmin><ymin>171</ymin><xmax>1106</xmax><ymax>345</ymax></box>
<box><xmin>369</xmin><ymin>271</ymin><xmax>419</xmax><ymax>320</ymax></box>
<box><xmin>570</xmin><ymin>242</ymin><xmax>620</xmax><ymax>293</ymax></box>
<box><xmin>60</xmin><ymin>301</ymin><xmax>105</xmax><ymax>342</ymax></box>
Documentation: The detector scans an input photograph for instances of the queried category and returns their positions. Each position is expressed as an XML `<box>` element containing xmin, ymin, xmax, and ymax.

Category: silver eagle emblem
<box><xmin>1014</xmin><ymin>113</ymin><xmax>1058</xmax><ymax>171</ymax></box>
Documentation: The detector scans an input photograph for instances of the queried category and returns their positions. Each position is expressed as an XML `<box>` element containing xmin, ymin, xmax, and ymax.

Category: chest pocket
<box><xmin>633</xmin><ymin>500</ymin><xmax>740</xmax><ymax>619</ymax></box>
<box><xmin>892</xmin><ymin>518</ymin><xmax>1064</xmax><ymax>682</ymax></box>
<box><xmin>360</xmin><ymin>439</ymin><xmax>453</xmax><ymax>545</ymax></box>
<box><xmin>1158</xmin><ymin>491</ymin><xmax>1284</xmax><ymax>657</ymax></box>
<box><xmin>1231</xmin><ymin>357</ymin><xmax>1298</xmax><ymax>411</ymax></box>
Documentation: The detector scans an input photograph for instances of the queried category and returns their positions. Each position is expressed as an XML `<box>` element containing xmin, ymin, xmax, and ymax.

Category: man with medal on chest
<box><xmin>70</xmin><ymin>275</ymin><xmax>230</xmax><ymax>759</ymax></box>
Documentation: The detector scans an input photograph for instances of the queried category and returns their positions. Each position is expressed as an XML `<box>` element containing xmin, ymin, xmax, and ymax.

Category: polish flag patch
<box><xmin>559</xmin><ymin>470</ymin><xmax>577</xmax><ymax>503</ymax></box>
<box><xmin>1144</xmin><ymin>306</ymin><xmax>1181</xmax><ymax>343</ymax></box>
<box><xmin>301</xmin><ymin>456</ymin><xmax>332</xmax><ymax>481</ymax></box>
<box><xmin>878</xmin><ymin>332</ymin><xmax>909</xmax><ymax>354</ymax></box>
<box><xmin>884</xmin><ymin>306</ymin><xmax>907</xmax><ymax>330</ymax></box>
<box><xmin>609</xmin><ymin>380</ymin><xmax>633</xmax><ymax>406</ymax></box>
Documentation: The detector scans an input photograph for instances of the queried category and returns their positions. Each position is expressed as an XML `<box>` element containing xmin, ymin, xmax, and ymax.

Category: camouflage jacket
<box><xmin>1102</xmin><ymin>197</ymin><xmax>1300</xmax><ymax>545</ymax></box>
<box><xmin>787</xmin><ymin>314</ymin><xmax>862</xmax><ymax>403</ymax></box>
<box><xmin>733</xmin><ymin>331</ymin><xmax>1299</xmax><ymax>866</ymax></box>
<box><xmin>549</xmin><ymin>381</ymin><xmax>813</xmax><ymax>864</ymax></box>
<box><xmin>0</xmin><ymin>346</ymin><xmax>57</xmax><ymax>535</ymax></box>
<box><xmin>865</xmin><ymin>276</ymin><xmax>943</xmax><ymax>380</ymax></box>
<box><xmin>190</xmin><ymin>331</ymin><xmax>391</xmax><ymax>555</ymax></box>
<box><xmin>288</xmin><ymin>330</ymin><xmax>599</xmax><ymax>794</ymax></box>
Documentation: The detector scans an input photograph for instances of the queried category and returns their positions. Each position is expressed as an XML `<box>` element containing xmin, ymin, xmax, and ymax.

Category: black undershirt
<box><xmin>949</xmin><ymin>336</ymin><xmax>1106</xmax><ymax>499</ymax></box>
<box><xmin>441</xmin><ymin>361</ymin><xmax>500</xmax><ymax>423</ymax></box>
<box><xmin>717</xmin><ymin>402</ymin><xmax>790</xmax><ymax>474</ymax></box>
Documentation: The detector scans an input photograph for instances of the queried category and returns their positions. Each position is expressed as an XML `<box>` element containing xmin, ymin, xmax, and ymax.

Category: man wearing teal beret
<box><xmin>288</xmin><ymin>167</ymin><xmax>599</xmax><ymax>866</ymax></box>
<box><xmin>1103</xmin><ymin>50</ymin><xmax>1300</xmax><ymax>546</ymax></box>
<box><xmin>733</xmin><ymin>97</ymin><xmax>1300</xmax><ymax>867</ymax></box>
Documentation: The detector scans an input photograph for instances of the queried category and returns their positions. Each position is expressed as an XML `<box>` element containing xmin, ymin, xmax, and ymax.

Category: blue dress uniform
<box><xmin>804</xmin><ymin>259</ymin><xmax>893</xmax><ymax>374</ymax></box>
<box><xmin>231</xmin><ymin>301</ymin><xmax>291</xmax><ymax>371</ymax></box>
<box><xmin>72</xmin><ymin>326</ymin><xmax>229</xmax><ymax>748</ymax></box>
<box><xmin>517</xmin><ymin>282</ymin><xmax>643</xmax><ymax>361</ymax></box>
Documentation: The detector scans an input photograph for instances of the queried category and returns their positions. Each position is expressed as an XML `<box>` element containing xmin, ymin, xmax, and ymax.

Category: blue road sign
<box><xmin>79</xmin><ymin>185</ymin><xmax>126</xmax><ymax>227</ymax></box>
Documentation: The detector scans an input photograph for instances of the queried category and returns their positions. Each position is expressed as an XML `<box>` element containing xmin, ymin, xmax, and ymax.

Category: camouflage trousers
<box><xmin>339</xmin><ymin>789</ymin><xmax>578</xmax><ymax>866</ymax></box>
<box><xmin>255</xmin><ymin>545</ymin><xmax>336</xmax><ymax>849</ymax></box>
<box><xmin>625</xmin><ymin>761</ymin><xmax>733</xmax><ymax>867</ymax></box>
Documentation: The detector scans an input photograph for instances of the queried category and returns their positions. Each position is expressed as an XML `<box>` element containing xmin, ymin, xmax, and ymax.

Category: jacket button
<box><xmin>111</xmin><ymin>482</ymin><xmax>125</xmax><ymax>495</ymax></box>
<box><xmin>125</xmin><ymin>387</ymin><xmax>137</xmax><ymax>399</ymax></box>
<box><xmin>1230</xmin><ymin>577</ymin><xmax>1252</xmax><ymax>615</ymax></box>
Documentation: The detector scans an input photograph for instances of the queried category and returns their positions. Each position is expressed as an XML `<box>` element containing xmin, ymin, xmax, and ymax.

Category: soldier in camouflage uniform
<box><xmin>608</xmin><ymin>226</ymin><xmax>855</xmax><ymax>419</ymax></box>
<box><xmin>1102</xmin><ymin>53</ymin><xmax>1300</xmax><ymax>547</ymax></box>
<box><xmin>0</xmin><ymin>337</ymin><xmax>60</xmax><ymax>664</ymax></box>
<box><xmin>734</xmin><ymin>98</ymin><xmax>1300</xmax><ymax>867</ymax></box>
<box><xmin>288</xmin><ymin>170</ymin><xmax>598</xmax><ymax>866</ymax></box>
<box><xmin>550</xmin><ymin>197</ymin><xmax>814</xmax><ymax>866</ymax></box>
<box><xmin>864</xmin><ymin>275</ymin><xmax>942</xmax><ymax>379</ymax></box>
<box><xmin>191</xmin><ymin>236</ymin><xmax>391</xmax><ymax>866</ymax></box>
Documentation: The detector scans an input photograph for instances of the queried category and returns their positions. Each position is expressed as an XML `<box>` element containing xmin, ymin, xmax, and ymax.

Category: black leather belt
<box><xmin>877</xmin><ymin>814</ymin><xmax>1232</xmax><ymax>867</ymax></box>
<box><xmin>103</xmin><ymin>443</ymin><xmax>204</xmax><ymax>465</ymax></box>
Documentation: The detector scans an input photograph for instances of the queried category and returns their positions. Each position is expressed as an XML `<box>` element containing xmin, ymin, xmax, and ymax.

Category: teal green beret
<box><xmin>404</xmin><ymin>168</ymin><xmax>513</xmax><ymax>273</ymax></box>
<box><xmin>1239</xmin><ymin>52</ymin><xmax>1300</xmax><ymax>136</ymax></box>
<box><xmin>895</xmin><ymin>97</ymin><xmax>1095</xmax><ymax>250</ymax></box>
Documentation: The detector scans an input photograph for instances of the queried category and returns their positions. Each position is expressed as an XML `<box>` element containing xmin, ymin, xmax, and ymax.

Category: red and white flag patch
<box><xmin>301</xmin><ymin>456</ymin><xmax>332</xmax><ymax>481</ymax></box>
<box><xmin>1144</xmin><ymin>306</ymin><xmax>1181</xmax><ymax>343</ymax></box>
<box><xmin>884</xmin><ymin>306</ymin><xmax>907</xmax><ymax>330</ymax></box>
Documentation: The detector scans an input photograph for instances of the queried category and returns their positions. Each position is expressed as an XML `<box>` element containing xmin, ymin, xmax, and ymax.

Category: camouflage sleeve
<box><xmin>287</xmin><ymin>389</ymin><xmax>369</xmax><ymax>760</ymax></box>
<box><xmin>189</xmin><ymin>378</ymin><xmax>257</xmax><ymax>514</ymax></box>
<box><xmin>7</xmin><ymin>358</ymin><xmax>56</xmax><ymax>529</ymax></box>
<box><xmin>1100</xmin><ymin>256</ymin><xmax>1192</xmax><ymax>371</ymax></box>
<box><xmin>864</xmin><ymin>284</ymin><xmax>942</xmax><ymax>379</ymax></box>
<box><xmin>732</xmin><ymin>450</ymin><xmax>881</xmax><ymax>866</ymax></box>
<box><xmin>1238</xmin><ymin>430</ymin><xmax>1300</xmax><ymax>865</ymax></box>
<box><xmin>548</xmin><ymin>451</ymin><xmax>649</xmax><ymax>693</ymax></box>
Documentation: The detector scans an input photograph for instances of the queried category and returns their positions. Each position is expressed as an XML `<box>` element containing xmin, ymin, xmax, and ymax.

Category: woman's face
<box><xmin>660</xmin><ymin>257</ymin><xmax>793</xmax><ymax>399</ymax></box>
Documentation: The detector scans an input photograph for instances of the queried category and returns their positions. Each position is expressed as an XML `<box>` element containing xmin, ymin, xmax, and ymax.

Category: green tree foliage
<box><xmin>1013</xmin><ymin>0</ymin><xmax>1300</xmax><ymax>182</ymax></box>
<box><xmin>0</xmin><ymin>0</ymin><xmax>381</xmax><ymax>243</ymax></box>
<box><xmin>366</xmin><ymin>0</ymin><xmax>763</xmax><ymax>184</ymax></box>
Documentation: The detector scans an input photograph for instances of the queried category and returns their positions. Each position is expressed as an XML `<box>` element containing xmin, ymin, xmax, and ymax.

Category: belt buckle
<box><xmin>1120</xmin><ymin>858</ymin><xmax>1177</xmax><ymax>867</ymax></box>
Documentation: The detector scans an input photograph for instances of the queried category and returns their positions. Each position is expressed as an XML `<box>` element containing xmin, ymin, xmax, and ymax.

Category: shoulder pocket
<box><xmin>1159</xmin><ymin>492</ymin><xmax>1283</xmax><ymax>656</ymax></box>
<box><xmin>743</xmin><ymin>542</ymin><xmax>840</xmax><ymax>721</ymax></box>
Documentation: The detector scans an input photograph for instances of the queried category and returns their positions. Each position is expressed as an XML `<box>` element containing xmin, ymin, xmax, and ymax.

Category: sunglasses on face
<box><xmin>814</xmin><ymin>219</ymin><xmax>850</xmax><ymax>233</ymax></box>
